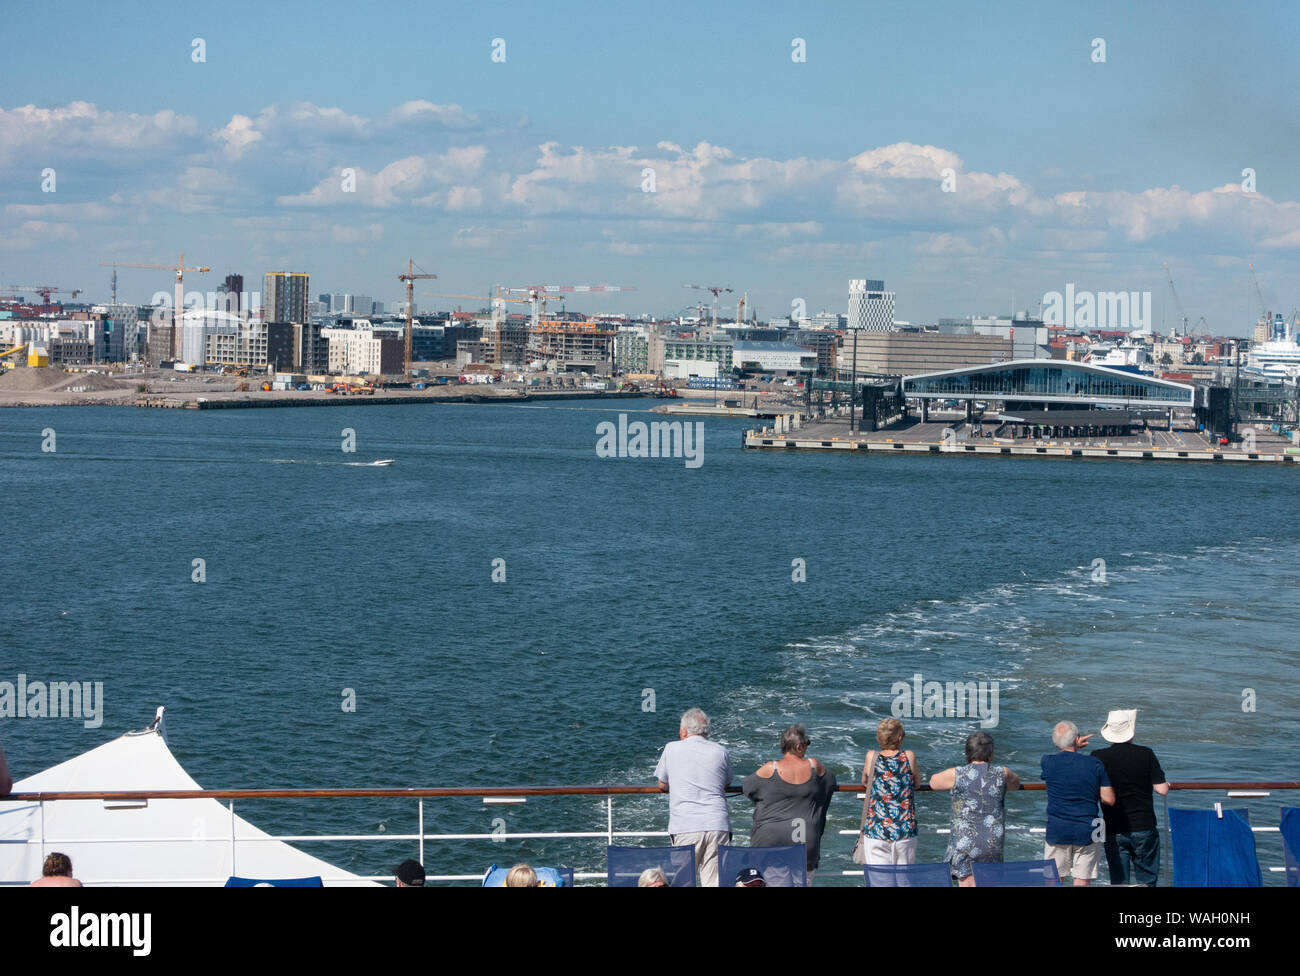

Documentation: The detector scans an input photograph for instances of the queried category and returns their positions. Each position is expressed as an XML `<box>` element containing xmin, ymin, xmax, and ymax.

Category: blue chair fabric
<box><xmin>863</xmin><ymin>862</ymin><xmax>952</xmax><ymax>887</ymax></box>
<box><xmin>605</xmin><ymin>845</ymin><xmax>696</xmax><ymax>887</ymax></box>
<box><xmin>718</xmin><ymin>844</ymin><xmax>807</xmax><ymax>887</ymax></box>
<box><xmin>971</xmin><ymin>859</ymin><xmax>1060</xmax><ymax>887</ymax></box>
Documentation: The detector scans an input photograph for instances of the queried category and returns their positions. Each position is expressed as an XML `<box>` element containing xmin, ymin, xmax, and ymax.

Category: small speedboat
<box><xmin>371</xmin><ymin>459</ymin><xmax>395</xmax><ymax>466</ymax></box>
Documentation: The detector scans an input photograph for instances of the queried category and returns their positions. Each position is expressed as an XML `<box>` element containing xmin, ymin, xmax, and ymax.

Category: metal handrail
<box><xmin>4</xmin><ymin>781</ymin><xmax>1296</xmax><ymax>885</ymax></box>
<box><xmin>7</xmin><ymin>780</ymin><xmax>1299</xmax><ymax>801</ymax></box>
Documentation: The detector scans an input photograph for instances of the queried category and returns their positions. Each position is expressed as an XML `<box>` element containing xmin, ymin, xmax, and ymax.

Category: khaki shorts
<box><xmin>1045</xmin><ymin>841</ymin><xmax>1102</xmax><ymax>881</ymax></box>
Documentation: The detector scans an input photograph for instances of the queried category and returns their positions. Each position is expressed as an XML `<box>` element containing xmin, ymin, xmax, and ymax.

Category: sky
<box><xmin>1</xmin><ymin>0</ymin><xmax>1298</xmax><ymax>333</ymax></box>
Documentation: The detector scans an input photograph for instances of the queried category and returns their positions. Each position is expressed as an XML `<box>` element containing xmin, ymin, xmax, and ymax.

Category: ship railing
<box><xmin>4</xmin><ymin>781</ymin><xmax>1298</xmax><ymax>885</ymax></box>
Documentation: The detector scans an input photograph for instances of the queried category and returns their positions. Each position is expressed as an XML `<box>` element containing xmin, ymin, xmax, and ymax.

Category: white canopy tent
<box><xmin>0</xmin><ymin>708</ymin><xmax>378</xmax><ymax>886</ymax></box>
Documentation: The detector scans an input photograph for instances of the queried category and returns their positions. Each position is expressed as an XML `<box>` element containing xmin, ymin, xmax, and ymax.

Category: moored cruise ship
<box><xmin>1247</xmin><ymin>313</ymin><xmax>1300</xmax><ymax>378</ymax></box>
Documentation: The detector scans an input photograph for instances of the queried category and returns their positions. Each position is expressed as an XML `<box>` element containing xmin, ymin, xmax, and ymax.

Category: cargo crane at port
<box><xmin>99</xmin><ymin>256</ymin><xmax>209</xmax><ymax>361</ymax></box>
<box><xmin>397</xmin><ymin>259</ymin><xmax>437</xmax><ymax>381</ymax></box>
<box><xmin>1162</xmin><ymin>262</ymin><xmax>1207</xmax><ymax>338</ymax></box>
<box><xmin>685</xmin><ymin>284</ymin><xmax>733</xmax><ymax>329</ymax></box>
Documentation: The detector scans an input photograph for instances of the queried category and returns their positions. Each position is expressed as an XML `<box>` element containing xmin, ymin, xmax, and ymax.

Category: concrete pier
<box><xmin>742</xmin><ymin>418</ymin><xmax>1298</xmax><ymax>465</ymax></box>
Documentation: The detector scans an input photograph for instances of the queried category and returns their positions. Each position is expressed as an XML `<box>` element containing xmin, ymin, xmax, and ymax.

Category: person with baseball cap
<box><xmin>395</xmin><ymin>859</ymin><xmax>426</xmax><ymax>887</ymax></box>
<box><xmin>1090</xmin><ymin>710</ymin><xmax>1169</xmax><ymax>886</ymax></box>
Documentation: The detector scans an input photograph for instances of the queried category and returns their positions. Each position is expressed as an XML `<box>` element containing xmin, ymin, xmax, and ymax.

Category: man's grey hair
<box><xmin>1052</xmin><ymin>720</ymin><xmax>1078</xmax><ymax>751</ymax></box>
<box><xmin>680</xmin><ymin>708</ymin><xmax>710</xmax><ymax>737</ymax></box>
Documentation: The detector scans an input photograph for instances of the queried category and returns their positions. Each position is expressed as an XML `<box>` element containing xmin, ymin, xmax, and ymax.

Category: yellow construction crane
<box><xmin>397</xmin><ymin>259</ymin><xmax>437</xmax><ymax>380</ymax></box>
<box><xmin>99</xmin><ymin>255</ymin><xmax>209</xmax><ymax>360</ymax></box>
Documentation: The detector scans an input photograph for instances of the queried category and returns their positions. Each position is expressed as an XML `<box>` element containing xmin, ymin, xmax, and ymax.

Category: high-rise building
<box><xmin>264</xmin><ymin>272</ymin><xmax>310</xmax><ymax>324</ymax></box>
<box><xmin>847</xmin><ymin>279</ymin><xmax>896</xmax><ymax>332</ymax></box>
<box><xmin>221</xmin><ymin>274</ymin><xmax>244</xmax><ymax>314</ymax></box>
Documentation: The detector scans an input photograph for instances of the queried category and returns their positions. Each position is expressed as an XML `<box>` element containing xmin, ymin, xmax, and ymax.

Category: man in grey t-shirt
<box><xmin>655</xmin><ymin>708</ymin><xmax>732</xmax><ymax>886</ymax></box>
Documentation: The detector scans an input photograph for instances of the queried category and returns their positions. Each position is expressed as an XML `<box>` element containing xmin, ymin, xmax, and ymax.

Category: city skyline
<box><xmin>2</xmin><ymin>1</ymin><xmax>1298</xmax><ymax>333</ymax></box>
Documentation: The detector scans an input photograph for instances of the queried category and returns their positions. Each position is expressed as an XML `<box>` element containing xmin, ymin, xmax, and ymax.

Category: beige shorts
<box><xmin>1044</xmin><ymin>841</ymin><xmax>1102</xmax><ymax>880</ymax></box>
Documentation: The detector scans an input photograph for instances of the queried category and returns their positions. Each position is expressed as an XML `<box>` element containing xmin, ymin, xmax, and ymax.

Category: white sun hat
<box><xmin>1100</xmin><ymin>709</ymin><xmax>1138</xmax><ymax>743</ymax></box>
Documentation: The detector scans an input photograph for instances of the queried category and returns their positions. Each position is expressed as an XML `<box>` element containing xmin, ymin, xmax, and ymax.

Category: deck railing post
<box><xmin>418</xmin><ymin>799</ymin><xmax>425</xmax><ymax>869</ymax></box>
<box><xmin>229</xmin><ymin>800</ymin><xmax>236</xmax><ymax>878</ymax></box>
<box><xmin>39</xmin><ymin>800</ymin><xmax>46</xmax><ymax>861</ymax></box>
<box><xmin>607</xmin><ymin>797</ymin><xmax>613</xmax><ymax>846</ymax></box>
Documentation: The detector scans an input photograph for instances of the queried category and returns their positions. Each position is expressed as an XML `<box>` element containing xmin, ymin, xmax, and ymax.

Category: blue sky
<box><xmin>2</xmin><ymin>0</ymin><xmax>1297</xmax><ymax>332</ymax></box>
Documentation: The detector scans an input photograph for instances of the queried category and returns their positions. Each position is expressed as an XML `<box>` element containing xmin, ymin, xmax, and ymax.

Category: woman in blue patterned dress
<box><xmin>928</xmin><ymin>730</ymin><xmax>1021</xmax><ymax>886</ymax></box>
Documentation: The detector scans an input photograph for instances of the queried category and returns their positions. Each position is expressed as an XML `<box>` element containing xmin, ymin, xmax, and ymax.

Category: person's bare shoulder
<box><xmin>31</xmin><ymin>876</ymin><xmax>82</xmax><ymax>887</ymax></box>
<box><xmin>809</xmin><ymin>756</ymin><xmax>826</xmax><ymax>776</ymax></box>
<box><xmin>756</xmin><ymin>761</ymin><xmax>777</xmax><ymax>779</ymax></box>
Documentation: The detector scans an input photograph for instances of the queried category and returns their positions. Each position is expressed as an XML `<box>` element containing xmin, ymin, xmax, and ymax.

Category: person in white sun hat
<box><xmin>1090</xmin><ymin>709</ymin><xmax>1170</xmax><ymax>886</ymax></box>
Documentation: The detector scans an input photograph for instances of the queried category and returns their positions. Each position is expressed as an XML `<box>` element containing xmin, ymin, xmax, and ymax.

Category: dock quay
<box><xmin>652</xmin><ymin>402</ymin><xmax>793</xmax><ymax>419</ymax></box>
<box><xmin>743</xmin><ymin>416</ymin><xmax>1299</xmax><ymax>465</ymax></box>
<box><xmin>133</xmin><ymin>389</ymin><xmax>644</xmax><ymax>410</ymax></box>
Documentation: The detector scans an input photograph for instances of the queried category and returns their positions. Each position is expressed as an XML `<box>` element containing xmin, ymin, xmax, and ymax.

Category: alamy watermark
<box><xmin>0</xmin><ymin>674</ymin><xmax>104</xmax><ymax>728</ymax></box>
<box><xmin>891</xmin><ymin>673</ymin><xmax>999</xmax><ymax>728</ymax></box>
<box><xmin>1041</xmin><ymin>283</ymin><xmax>1151</xmax><ymax>331</ymax></box>
<box><xmin>596</xmin><ymin>414</ymin><xmax>703</xmax><ymax>468</ymax></box>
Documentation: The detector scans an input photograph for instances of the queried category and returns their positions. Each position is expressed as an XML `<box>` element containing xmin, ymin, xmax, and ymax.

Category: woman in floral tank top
<box><xmin>861</xmin><ymin>718</ymin><xmax>920</xmax><ymax>864</ymax></box>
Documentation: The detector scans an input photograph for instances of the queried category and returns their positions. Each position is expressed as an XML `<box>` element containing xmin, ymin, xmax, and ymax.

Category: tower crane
<box><xmin>99</xmin><ymin>255</ymin><xmax>209</xmax><ymax>360</ymax></box>
<box><xmin>504</xmin><ymin>285</ymin><xmax>636</xmax><ymax>327</ymax></box>
<box><xmin>397</xmin><ymin>259</ymin><xmax>437</xmax><ymax>380</ymax></box>
<box><xmin>0</xmin><ymin>285</ymin><xmax>83</xmax><ymax>305</ymax></box>
<box><xmin>684</xmin><ymin>284</ymin><xmax>733</xmax><ymax>329</ymax></box>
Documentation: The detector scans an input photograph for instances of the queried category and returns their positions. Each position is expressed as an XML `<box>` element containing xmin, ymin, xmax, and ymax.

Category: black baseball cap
<box><xmin>396</xmin><ymin>859</ymin><xmax>426</xmax><ymax>886</ymax></box>
<box><xmin>735</xmin><ymin>867</ymin><xmax>766</xmax><ymax>887</ymax></box>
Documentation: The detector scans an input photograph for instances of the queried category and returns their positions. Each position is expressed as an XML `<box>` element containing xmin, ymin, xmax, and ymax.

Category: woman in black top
<box><xmin>741</xmin><ymin>724</ymin><xmax>838</xmax><ymax>882</ymax></box>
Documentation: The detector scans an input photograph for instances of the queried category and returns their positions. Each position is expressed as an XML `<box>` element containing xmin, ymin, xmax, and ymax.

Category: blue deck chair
<box><xmin>224</xmin><ymin>876</ymin><xmax>323</xmax><ymax>886</ymax></box>
<box><xmin>972</xmin><ymin>860</ymin><xmax>1060</xmax><ymax>887</ymax></box>
<box><xmin>864</xmin><ymin>862</ymin><xmax>952</xmax><ymax>887</ymax></box>
<box><xmin>718</xmin><ymin>844</ymin><xmax>807</xmax><ymax>887</ymax></box>
<box><xmin>1282</xmin><ymin>808</ymin><xmax>1300</xmax><ymax>888</ymax></box>
<box><xmin>1169</xmin><ymin>807</ymin><xmax>1261</xmax><ymax>887</ymax></box>
<box><xmin>605</xmin><ymin>845</ymin><xmax>696</xmax><ymax>887</ymax></box>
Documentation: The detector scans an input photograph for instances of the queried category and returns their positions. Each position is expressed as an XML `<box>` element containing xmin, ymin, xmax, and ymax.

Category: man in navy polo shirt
<box><xmin>1041</xmin><ymin>720</ymin><xmax>1115</xmax><ymax>886</ymax></box>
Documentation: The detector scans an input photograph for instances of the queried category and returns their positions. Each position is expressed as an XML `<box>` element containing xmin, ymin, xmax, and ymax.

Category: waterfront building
<box><xmin>733</xmin><ymin>340</ymin><xmax>817</xmax><ymax>375</ymax></box>
<box><xmin>264</xmin><ymin>272</ymin><xmax>310</xmax><ymax>324</ymax></box>
<box><xmin>205</xmin><ymin>321</ymin><xmax>294</xmax><ymax>371</ymax></box>
<box><xmin>324</xmin><ymin>325</ymin><xmax>403</xmax><ymax>375</ymax></box>
<box><xmin>178</xmin><ymin>308</ymin><xmax>243</xmax><ymax>365</ymax></box>
<box><xmin>661</xmin><ymin>336</ymin><xmax>733</xmax><ymax>374</ymax></box>
<box><xmin>292</xmin><ymin>322</ymin><xmax>330</xmax><ymax>373</ymax></box>
<box><xmin>901</xmin><ymin>359</ymin><xmax>1196</xmax><ymax>422</ymax></box>
<box><xmin>847</xmin><ymin>279</ymin><xmax>896</xmax><ymax>332</ymax></box>
<box><xmin>838</xmin><ymin>331</ymin><xmax>1015</xmax><ymax>375</ymax></box>
<box><xmin>613</xmin><ymin>327</ymin><xmax>650</xmax><ymax>374</ymax></box>
<box><xmin>89</xmin><ymin>304</ymin><xmax>141</xmax><ymax>362</ymax></box>
<box><xmin>787</xmin><ymin>329</ymin><xmax>840</xmax><ymax>374</ymax></box>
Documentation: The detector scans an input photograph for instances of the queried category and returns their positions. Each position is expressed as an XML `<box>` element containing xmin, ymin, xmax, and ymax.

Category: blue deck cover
<box><xmin>1169</xmin><ymin>808</ymin><xmax>1262</xmax><ymax>887</ymax></box>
